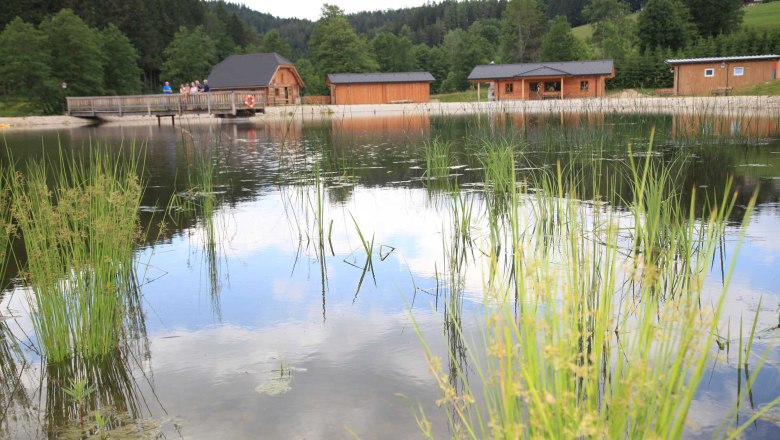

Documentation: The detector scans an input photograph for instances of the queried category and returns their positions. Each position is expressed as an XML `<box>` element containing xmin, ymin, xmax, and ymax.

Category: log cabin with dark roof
<box><xmin>326</xmin><ymin>72</ymin><xmax>435</xmax><ymax>105</ymax></box>
<box><xmin>468</xmin><ymin>60</ymin><xmax>615</xmax><ymax>100</ymax></box>
<box><xmin>207</xmin><ymin>52</ymin><xmax>304</xmax><ymax>105</ymax></box>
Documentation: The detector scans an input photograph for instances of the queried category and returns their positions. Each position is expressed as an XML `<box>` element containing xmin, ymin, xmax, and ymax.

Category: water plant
<box><xmin>415</xmin><ymin>133</ymin><xmax>779</xmax><ymax>438</ymax></box>
<box><xmin>8</xmin><ymin>145</ymin><xmax>144</xmax><ymax>361</ymax></box>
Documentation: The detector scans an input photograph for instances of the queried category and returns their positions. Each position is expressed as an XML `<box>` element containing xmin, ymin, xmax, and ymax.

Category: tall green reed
<box><xmin>9</xmin><ymin>145</ymin><xmax>143</xmax><ymax>362</ymax></box>
<box><xmin>416</xmin><ymin>135</ymin><xmax>776</xmax><ymax>438</ymax></box>
<box><xmin>0</xmin><ymin>167</ymin><xmax>15</xmax><ymax>289</ymax></box>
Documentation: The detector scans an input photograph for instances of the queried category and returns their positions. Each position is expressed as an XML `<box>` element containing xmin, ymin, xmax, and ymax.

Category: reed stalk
<box><xmin>415</xmin><ymin>134</ymin><xmax>772</xmax><ymax>438</ymax></box>
<box><xmin>9</xmin><ymin>145</ymin><xmax>143</xmax><ymax>362</ymax></box>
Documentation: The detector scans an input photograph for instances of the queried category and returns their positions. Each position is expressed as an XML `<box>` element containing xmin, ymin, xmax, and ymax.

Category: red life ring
<box><xmin>244</xmin><ymin>94</ymin><xmax>255</xmax><ymax>108</ymax></box>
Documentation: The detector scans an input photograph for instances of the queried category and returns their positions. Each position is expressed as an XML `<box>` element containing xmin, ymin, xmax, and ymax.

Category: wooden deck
<box><xmin>66</xmin><ymin>91</ymin><xmax>266</xmax><ymax>119</ymax></box>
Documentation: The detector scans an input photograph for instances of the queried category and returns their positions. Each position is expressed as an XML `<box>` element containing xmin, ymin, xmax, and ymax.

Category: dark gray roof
<box><xmin>666</xmin><ymin>54</ymin><xmax>780</xmax><ymax>64</ymax></box>
<box><xmin>327</xmin><ymin>72</ymin><xmax>435</xmax><ymax>84</ymax></box>
<box><xmin>208</xmin><ymin>52</ymin><xmax>294</xmax><ymax>88</ymax></box>
<box><xmin>468</xmin><ymin>60</ymin><xmax>614</xmax><ymax>80</ymax></box>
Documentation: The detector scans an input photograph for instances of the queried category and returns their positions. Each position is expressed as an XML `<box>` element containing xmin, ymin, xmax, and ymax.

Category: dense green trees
<box><xmin>0</xmin><ymin>17</ymin><xmax>56</xmax><ymax>111</ymax></box>
<box><xmin>540</xmin><ymin>16</ymin><xmax>586</xmax><ymax>62</ymax></box>
<box><xmin>0</xmin><ymin>0</ymin><xmax>770</xmax><ymax>112</ymax></box>
<box><xmin>583</xmin><ymin>0</ymin><xmax>635</xmax><ymax>62</ymax></box>
<box><xmin>100</xmin><ymin>24</ymin><xmax>142</xmax><ymax>96</ymax></box>
<box><xmin>160</xmin><ymin>26</ymin><xmax>217</xmax><ymax>88</ymax></box>
<box><xmin>637</xmin><ymin>0</ymin><xmax>696</xmax><ymax>53</ymax></box>
<box><xmin>261</xmin><ymin>29</ymin><xmax>293</xmax><ymax>60</ymax></box>
<box><xmin>41</xmin><ymin>9</ymin><xmax>105</xmax><ymax>98</ymax></box>
<box><xmin>682</xmin><ymin>0</ymin><xmax>744</xmax><ymax>37</ymax></box>
<box><xmin>499</xmin><ymin>0</ymin><xmax>547</xmax><ymax>63</ymax></box>
<box><xmin>372</xmin><ymin>32</ymin><xmax>416</xmax><ymax>72</ymax></box>
<box><xmin>307</xmin><ymin>4</ymin><xmax>378</xmax><ymax>94</ymax></box>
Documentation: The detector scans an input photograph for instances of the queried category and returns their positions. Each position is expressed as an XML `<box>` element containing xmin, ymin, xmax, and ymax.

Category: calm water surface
<box><xmin>1</xmin><ymin>112</ymin><xmax>780</xmax><ymax>439</ymax></box>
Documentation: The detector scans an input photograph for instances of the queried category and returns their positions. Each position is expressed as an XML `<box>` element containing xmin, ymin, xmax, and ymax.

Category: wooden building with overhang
<box><xmin>327</xmin><ymin>72</ymin><xmax>435</xmax><ymax>105</ymax></box>
<box><xmin>207</xmin><ymin>52</ymin><xmax>304</xmax><ymax>105</ymax></box>
<box><xmin>468</xmin><ymin>60</ymin><xmax>614</xmax><ymax>100</ymax></box>
<box><xmin>665</xmin><ymin>55</ymin><xmax>779</xmax><ymax>96</ymax></box>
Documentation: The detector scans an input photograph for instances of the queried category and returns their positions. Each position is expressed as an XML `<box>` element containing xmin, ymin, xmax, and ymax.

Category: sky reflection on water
<box><xmin>1</xmin><ymin>112</ymin><xmax>780</xmax><ymax>438</ymax></box>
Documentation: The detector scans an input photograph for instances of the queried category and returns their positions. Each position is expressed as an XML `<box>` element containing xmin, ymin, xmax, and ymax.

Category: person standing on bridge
<box><xmin>162</xmin><ymin>81</ymin><xmax>172</xmax><ymax>94</ymax></box>
<box><xmin>203</xmin><ymin>79</ymin><xmax>210</xmax><ymax>92</ymax></box>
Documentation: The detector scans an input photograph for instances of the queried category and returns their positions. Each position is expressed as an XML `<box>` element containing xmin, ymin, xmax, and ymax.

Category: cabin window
<box><xmin>544</xmin><ymin>81</ymin><xmax>561</xmax><ymax>92</ymax></box>
<box><xmin>733</xmin><ymin>66</ymin><xmax>744</xmax><ymax>76</ymax></box>
<box><xmin>704</xmin><ymin>68</ymin><xmax>714</xmax><ymax>77</ymax></box>
<box><xmin>580</xmin><ymin>81</ymin><xmax>589</xmax><ymax>92</ymax></box>
<box><xmin>275</xmin><ymin>88</ymin><xmax>280</xmax><ymax>97</ymax></box>
<box><xmin>505</xmin><ymin>83</ymin><xmax>514</xmax><ymax>93</ymax></box>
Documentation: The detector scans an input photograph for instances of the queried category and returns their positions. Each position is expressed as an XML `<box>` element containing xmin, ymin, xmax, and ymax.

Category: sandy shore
<box><xmin>1</xmin><ymin>95</ymin><xmax>778</xmax><ymax>130</ymax></box>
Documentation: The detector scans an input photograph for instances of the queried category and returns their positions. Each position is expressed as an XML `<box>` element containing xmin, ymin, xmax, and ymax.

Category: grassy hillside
<box><xmin>733</xmin><ymin>79</ymin><xmax>780</xmax><ymax>96</ymax></box>
<box><xmin>571</xmin><ymin>2</ymin><xmax>780</xmax><ymax>42</ymax></box>
<box><xmin>743</xmin><ymin>1</ymin><xmax>780</xmax><ymax>30</ymax></box>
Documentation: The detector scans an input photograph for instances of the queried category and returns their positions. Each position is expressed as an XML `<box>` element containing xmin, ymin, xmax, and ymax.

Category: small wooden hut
<box><xmin>327</xmin><ymin>72</ymin><xmax>435</xmax><ymax>105</ymax></box>
<box><xmin>665</xmin><ymin>55</ymin><xmax>779</xmax><ymax>96</ymax></box>
<box><xmin>207</xmin><ymin>52</ymin><xmax>304</xmax><ymax>105</ymax></box>
<box><xmin>468</xmin><ymin>60</ymin><xmax>614</xmax><ymax>100</ymax></box>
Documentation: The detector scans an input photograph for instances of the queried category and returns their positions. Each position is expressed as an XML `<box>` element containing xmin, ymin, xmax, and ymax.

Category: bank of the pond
<box><xmin>0</xmin><ymin>95</ymin><xmax>778</xmax><ymax>130</ymax></box>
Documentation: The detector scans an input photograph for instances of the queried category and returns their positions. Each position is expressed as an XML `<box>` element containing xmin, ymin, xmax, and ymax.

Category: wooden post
<box><xmin>207</xmin><ymin>92</ymin><xmax>211</xmax><ymax>115</ymax></box>
<box><xmin>118</xmin><ymin>98</ymin><xmax>123</xmax><ymax>117</ymax></box>
<box><xmin>560</xmin><ymin>76</ymin><xmax>564</xmax><ymax>99</ymax></box>
<box><xmin>231</xmin><ymin>92</ymin><xmax>236</xmax><ymax>115</ymax></box>
<box><xmin>147</xmin><ymin>98</ymin><xmax>151</xmax><ymax>116</ymax></box>
<box><xmin>477</xmin><ymin>82</ymin><xmax>480</xmax><ymax>102</ymax></box>
<box><xmin>522</xmin><ymin>79</ymin><xmax>526</xmax><ymax>100</ymax></box>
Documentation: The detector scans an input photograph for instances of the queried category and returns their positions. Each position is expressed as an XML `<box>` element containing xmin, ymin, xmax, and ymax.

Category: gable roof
<box><xmin>468</xmin><ymin>60</ymin><xmax>614</xmax><ymax>80</ymax></box>
<box><xmin>665</xmin><ymin>54</ymin><xmax>780</xmax><ymax>65</ymax></box>
<box><xmin>327</xmin><ymin>72</ymin><xmax>435</xmax><ymax>84</ymax></box>
<box><xmin>208</xmin><ymin>52</ymin><xmax>297</xmax><ymax>88</ymax></box>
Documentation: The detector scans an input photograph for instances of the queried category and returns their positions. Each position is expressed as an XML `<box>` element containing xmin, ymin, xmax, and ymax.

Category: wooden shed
<box><xmin>468</xmin><ymin>60</ymin><xmax>614</xmax><ymax>100</ymax></box>
<box><xmin>327</xmin><ymin>72</ymin><xmax>435</xmax><ymax>105</ymax></box>
<box><xmin>666</xmin><ymin>55</ymin><xmax>779</xmax><ymax>96</ymax></box>
<box><xmin>207</xmin><ymin>52</ymin><xmax>304</xmax><ymax>105</ymax></box>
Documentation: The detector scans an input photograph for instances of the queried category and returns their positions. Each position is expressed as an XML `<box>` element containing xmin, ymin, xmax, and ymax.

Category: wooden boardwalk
<box><xmin>66</xmin><ymin>91</ymin><xmax>266</xmax><ymax>122</ymax></box>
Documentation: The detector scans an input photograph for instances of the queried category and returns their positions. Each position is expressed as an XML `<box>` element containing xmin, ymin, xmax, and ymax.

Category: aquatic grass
<box><xmin>8</xmin><ymin>144</ymin><xmax>144</xmax><ymax>362</ymax></box>
<box><xmin>414</xmin><ymin>132</ymin><xmax>775</xmax><ymax>437</ymax></box>
<box><xmin>423</xmin><ymin>137</ymin><xmax>454</xmax><ymax>193</ymax></box>
<box><xmin>0</xmin><ymin>165</ymin><xmax>15</xmax><ymax>289</ymax></box>
<box><xmin>349</xmin><ymin>212</ymin><xmax>376</xmax><ymax>301</ymax></box>
<box><xmin>45</xmin><ymin>349</ymin><xmax>153</xmax><ymax>439</ymax></box>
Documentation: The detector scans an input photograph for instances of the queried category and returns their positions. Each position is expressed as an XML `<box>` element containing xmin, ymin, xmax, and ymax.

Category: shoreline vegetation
<box><xmin>0</xmin><ymin>95</ymin><xmax>778</xmax><ymax>130</ymax></box>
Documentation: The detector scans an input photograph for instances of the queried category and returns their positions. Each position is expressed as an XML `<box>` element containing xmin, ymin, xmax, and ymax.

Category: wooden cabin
<box><xmin>327</xmin><ymin>72</ymin><xmax>435</xmax><ymax>105</ymax></box>
<box><xmin>666</xmin><ymin>55</ymin><xmax>779</xmax><ymax>96</ymax></box>
<box><xmin>207</xmin><ymin>52</ymin><xmax>304</xmax><ymax>105</ymax></box>
<box><xmin>468</xmin><ymin>60</ymin><xmax>614</xmax><ymax>100</ymax></box>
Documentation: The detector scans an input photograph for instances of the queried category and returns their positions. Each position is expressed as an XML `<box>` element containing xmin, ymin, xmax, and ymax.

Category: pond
<box><xmin>1</xmin><ymin>110</ymin><xmax>780</xmax><ymax>439</ymax></box>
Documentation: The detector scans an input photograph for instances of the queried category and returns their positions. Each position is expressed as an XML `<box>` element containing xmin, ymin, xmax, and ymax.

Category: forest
<box><xmin>1</xmin><ymin>0</ymin><xmax>778</xmax><ymax>114</ymax></box>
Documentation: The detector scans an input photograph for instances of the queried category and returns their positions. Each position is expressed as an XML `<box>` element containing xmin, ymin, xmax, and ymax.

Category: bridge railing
<box><xmin>66</xmin><ymin>91</ymin><xmax>266</xmax><ymax>116</ymax></box>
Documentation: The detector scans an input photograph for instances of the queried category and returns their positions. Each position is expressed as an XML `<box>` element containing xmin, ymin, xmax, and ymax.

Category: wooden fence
<box><xmin>66</xmin><ymin>91</ymin><xmax>266</xmax><ymax>117</ymax></box>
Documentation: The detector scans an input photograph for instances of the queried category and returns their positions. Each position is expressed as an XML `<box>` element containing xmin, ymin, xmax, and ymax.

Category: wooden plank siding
<box><xmin>267</xmin><ymin>66</ymin><xmax>302</xmax><ymax>105</ymax></box>
<box><xmin>66</xmin><ymin>91</ymin><xmax>265</xmax><ymax>118</ymax></box>
<box><xmin>330</xmin><ymin>82</ymin><xmax>431</xmax><ymax>105</ymax></box>
<box><xmin>673</xmin><ymin>59</ymin><xmax>778</xmax><ymax>96</ymax></box>
<box><xmin>209</xmin><ymin>66</ymin><xmax>303</xmax><ymax>106</ymax></box>
<box><xmin>491</xmin><ymin>75</ymin><xmax>608</xmax><ymax>101</ymax></box>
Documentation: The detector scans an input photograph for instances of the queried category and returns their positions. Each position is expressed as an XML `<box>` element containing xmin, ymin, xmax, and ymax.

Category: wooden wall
<box><xmin>673</xmin><ymin>59</ymin><xmax>778</xmax><ymax>95</ymax></box>
<box><xmin>268</xmin><ymin>66</ymin><xmax>302</xmax><ymax>105</ymax></box>
<box><xmin>330</xmin><ymin>82</ymin><xmax>431</xmax><ymax>105</ymax></box>
<box><xmin>491</xmin><ymin>75</ymin><xmax>608</xmax><ymax>101</ymax></box>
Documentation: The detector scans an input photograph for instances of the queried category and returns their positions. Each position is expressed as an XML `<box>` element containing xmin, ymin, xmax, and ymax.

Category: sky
<box><xmin>236</xmin><ymin>0</ymin><xmax>432</xmax><ymax>21</ymax></box>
